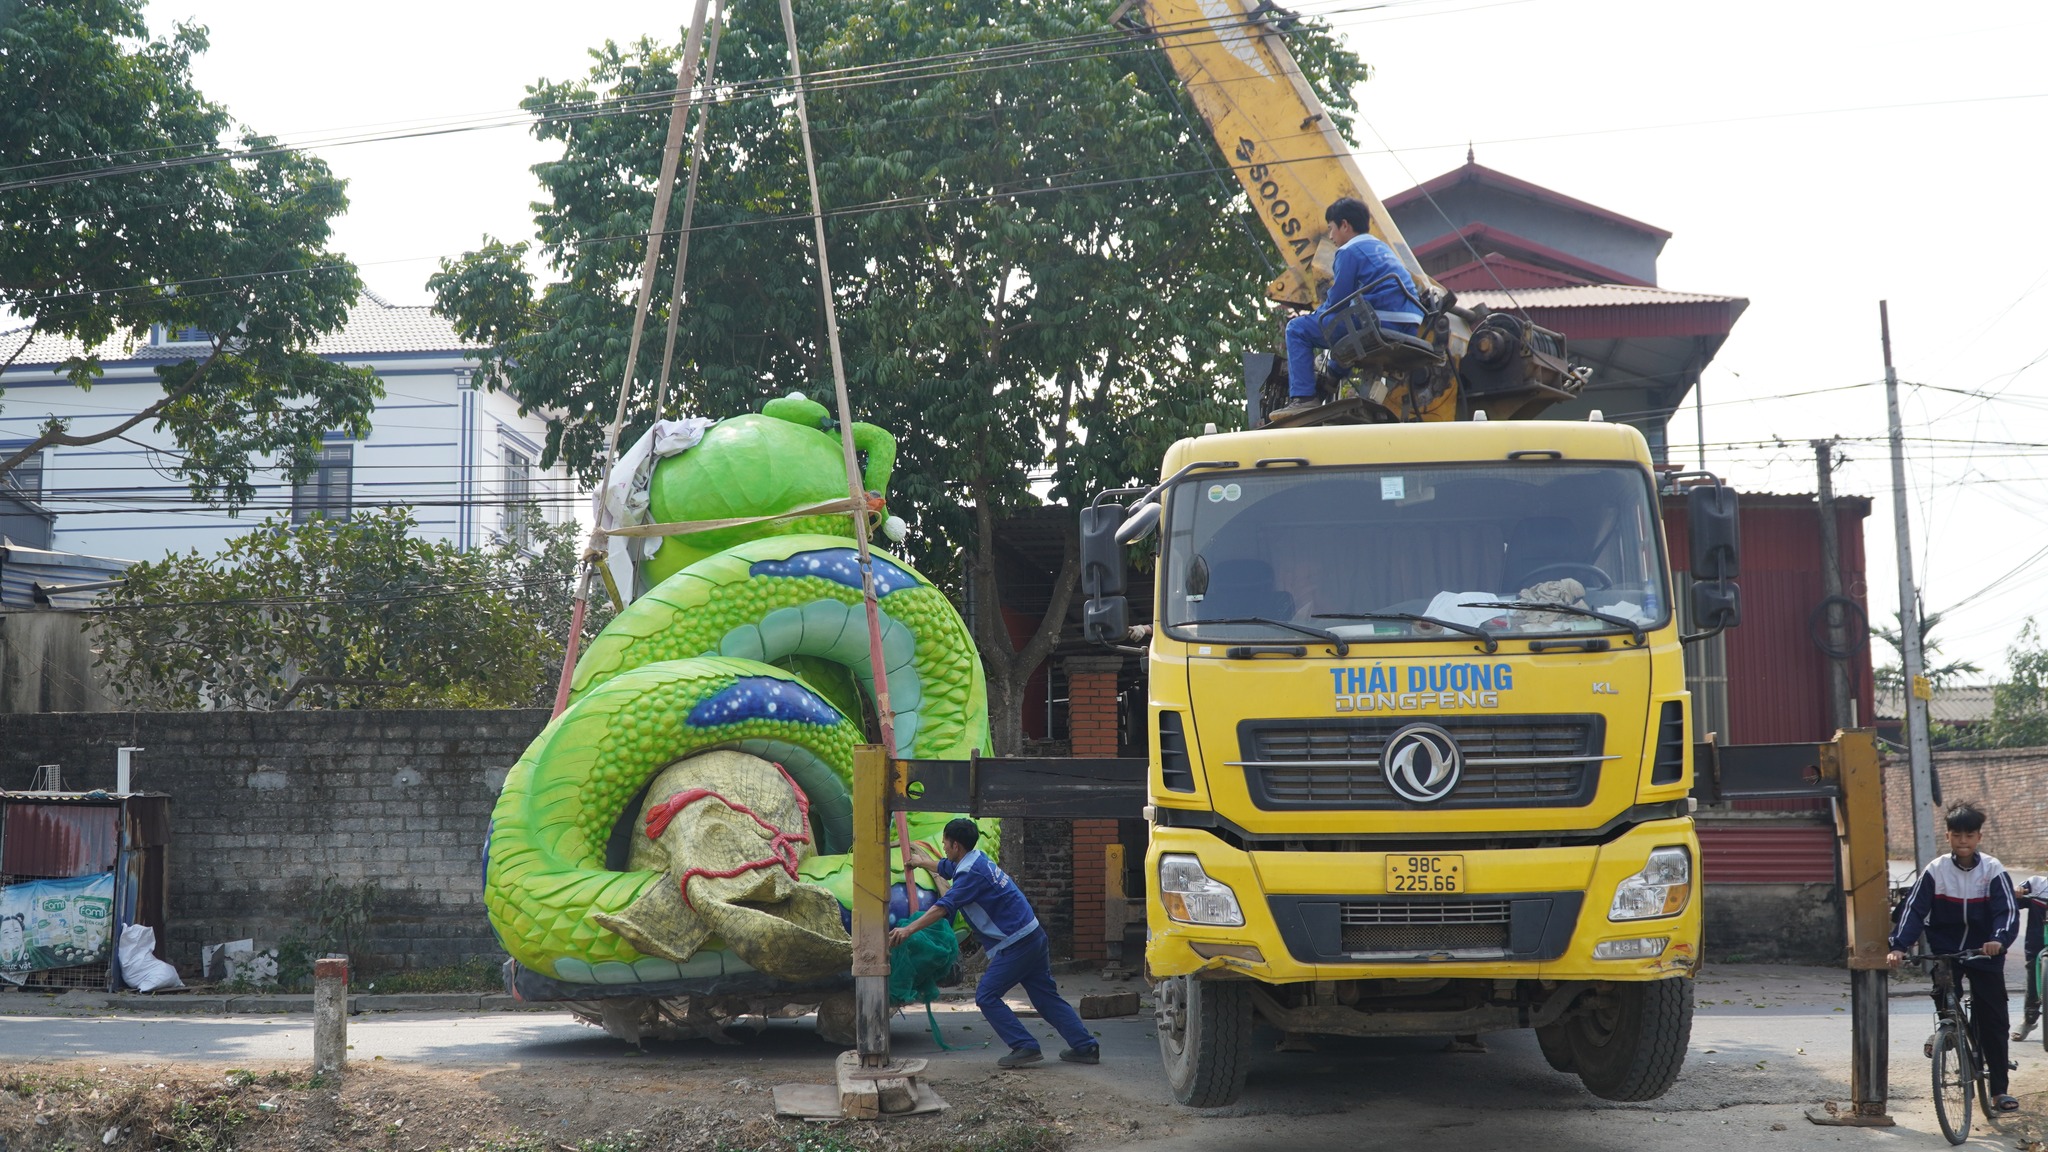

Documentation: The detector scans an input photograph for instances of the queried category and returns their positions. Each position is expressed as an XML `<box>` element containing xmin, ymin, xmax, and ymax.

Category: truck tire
<box><xmin>1534</xmin><ymin>1022</ymin><xmax>1576</xmax><ymax>1073</ymax></box>
<box><xmin>1155</xmin><ymin>975</ymin><xmax>1254</xmax><ymax>1107</ymax></box>
<box><xmin>1567</xmin><ymin>976</ymin><xmax>1693</xmax><ymax>1101</ymax></box>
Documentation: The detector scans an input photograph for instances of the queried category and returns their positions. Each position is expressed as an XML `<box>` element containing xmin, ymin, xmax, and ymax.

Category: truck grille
<box><xmin>1235</xmin><ymin>715</ymin><xmax>1606</xmax><ymax>809</ymax></box>
<box><xmin>1338</xmin><ymin>899</ymin><xmax>1512</xmax><ymax>955</ymax></box>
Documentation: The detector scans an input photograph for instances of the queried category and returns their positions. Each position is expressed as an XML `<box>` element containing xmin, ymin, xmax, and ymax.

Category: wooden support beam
<box><xmin>851</xmin><ymin>744</ymin><xmax>891</xmax><ymax>1068</ymax></box>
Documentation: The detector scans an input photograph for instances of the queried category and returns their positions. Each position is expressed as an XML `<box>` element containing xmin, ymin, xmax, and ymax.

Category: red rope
<box><xmin>644</xmin><ymin>762</ymin><xmax>813</xmax><ymax>909</ymax></box>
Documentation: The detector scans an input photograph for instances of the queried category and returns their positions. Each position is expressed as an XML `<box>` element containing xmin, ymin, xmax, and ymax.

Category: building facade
<box><xmin>0</xmin><ymin>292</ymin><xmax>572</xmax><ymax>562</ymax></box>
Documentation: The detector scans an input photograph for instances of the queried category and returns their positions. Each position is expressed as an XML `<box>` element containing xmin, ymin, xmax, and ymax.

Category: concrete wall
<box><xmin>1885</xmin><ymin>746</ymin><xmax>2048</xmax><ymax>868</ymax></box>
<box><xmin>1702</xmin><ymin>883</ymin><xmax>1844</xmax><ymax>964</ymax></box>
<box><xmin>0</xmin><ymin>708</ymin><xmax>1098</xmax><ymax>972</ymax></box>
<box><xmin>0</xmin><ymin>611</ymin><xmax>114</xmax><ymax>714</ymax></box>
<box><xmin>0</xmin><ymin>709</ymin><xmax>544</xmax><ymax>973</ymax></box>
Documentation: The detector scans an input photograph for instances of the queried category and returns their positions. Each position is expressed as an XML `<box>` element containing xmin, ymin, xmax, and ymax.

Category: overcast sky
<box><xmin>151</xmin><ymin>0</ymin><xmax>2048</xmax><ymax>679</ymax></box>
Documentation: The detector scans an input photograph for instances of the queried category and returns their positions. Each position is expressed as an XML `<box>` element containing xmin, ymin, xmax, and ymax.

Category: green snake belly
<box><xmin>484</xmin><ymin>533</ymin><xmax>991</xmax><ymax>985</ymax></box>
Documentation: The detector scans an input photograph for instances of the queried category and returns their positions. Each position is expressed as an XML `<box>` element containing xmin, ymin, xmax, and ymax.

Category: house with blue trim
<box><xmin>0</xmin><ymin>291</ymin><xmax>573</xmax><ymax>562</ymax></box>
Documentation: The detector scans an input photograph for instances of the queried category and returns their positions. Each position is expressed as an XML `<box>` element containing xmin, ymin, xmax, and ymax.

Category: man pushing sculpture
<box><xmin>890</xmin><ymin>818</ymin><xmax>1102</xmax><ymax>1068</ymax></box>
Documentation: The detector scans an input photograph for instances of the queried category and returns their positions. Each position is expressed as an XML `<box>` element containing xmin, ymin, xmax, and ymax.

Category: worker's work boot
<box><xmin>1058</xmin><ymin>1045</ymin><xmax>1100</xmax><ymax>1065</ymax></box>
<box><xmin>997</xmin><ymin>1047</ymin><xmax>1044</xmax><ymax>1069</ymax></box>
<box><xmin>1269</xmin><ymin>397</ymin><xmax>1321</xmax><ymax>420</ymax></box>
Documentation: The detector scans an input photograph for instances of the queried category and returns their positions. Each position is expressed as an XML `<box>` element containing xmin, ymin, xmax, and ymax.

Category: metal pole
<box><xmin>1812</xmin><ymin>439</ymin><xmax>1855</xmax><ymax>730</ymax></box>
<box><xmin>1695</xmin><ymin>372</ymin><xmax>1705</xmax><ymax>471</ymax></box>
<box><xmin>1881</xmin><ymin>301</ymin><xmax>1939</xmax><ymax>867</ymax></box>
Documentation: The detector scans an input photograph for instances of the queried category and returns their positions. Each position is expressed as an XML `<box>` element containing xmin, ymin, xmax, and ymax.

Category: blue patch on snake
<box><xmin>687</xmin><ymin>676</ymin><xmax>845</xmax><ymax>728</ymax></box>
<box><xmin>750</xmin><ymin>549</ymin><xmax>920</xmax><ymax>596</ymax></box>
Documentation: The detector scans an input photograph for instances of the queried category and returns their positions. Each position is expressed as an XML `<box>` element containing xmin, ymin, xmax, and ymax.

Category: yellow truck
<box><xmin>1068</xmin><ymin>0</ymin><xmax>1744</xmax><ymax>1108</ymax></box>
<box><xmin>1082</xmin><ymin>419</ymin><xmax>1742</xmax><ymax>1106</ymax></box>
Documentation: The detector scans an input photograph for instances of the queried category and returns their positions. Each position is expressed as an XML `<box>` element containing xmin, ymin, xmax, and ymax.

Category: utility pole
<box><xmin>1881</xmin><ymin>301</ymin><xmax>1939</xmax><ymax>867</ymax></box>
<box><xmin>1812</xmin><ymin>438</ymin><xmax>1855</xmax><ymax>731</ymax></box>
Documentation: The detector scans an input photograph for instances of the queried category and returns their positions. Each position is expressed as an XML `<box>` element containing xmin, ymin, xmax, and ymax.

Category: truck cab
<box><xmin>1084</xmin><ymin>419</ymin><xmax>1741</xmax><ymax>1106</ymax></box>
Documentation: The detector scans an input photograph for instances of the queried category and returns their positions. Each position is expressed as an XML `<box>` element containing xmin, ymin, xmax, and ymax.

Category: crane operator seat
<box><xmin>1320</xmin><ymin>274</ymin><xmax>1446</xmax><ymax>379</ymax></box>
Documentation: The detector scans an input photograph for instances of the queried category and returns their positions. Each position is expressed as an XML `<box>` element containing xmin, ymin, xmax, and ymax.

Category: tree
<box><xmin>1874</xmin><ymin>607</ymin><xmax>1980</xmax><ymax>695</ymax></box>
<box><xmin>430</xmin><ymin>0</ymin><xmax>1367</xmax><ymax>750</ymax></box>
<box><xmin>0</xmin><ymin>1</ymin><xmax>379</xmax><ymax>506</ymax></box>
<box><xmin>89</xmin><ymin>509</ymin><xmax>565</xmax><ymax>710</ymax></box>
<box><xmin>1986</xmin><ymin>620</ymin><xmax>2048</xmax><ymax>750</ymax></box>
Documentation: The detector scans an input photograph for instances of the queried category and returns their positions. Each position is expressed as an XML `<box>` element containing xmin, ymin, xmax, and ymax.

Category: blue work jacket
<box><xmin>935</xmin><ymin>849</ymin><xmax>1042</xmax><ymax>956</ymax></box>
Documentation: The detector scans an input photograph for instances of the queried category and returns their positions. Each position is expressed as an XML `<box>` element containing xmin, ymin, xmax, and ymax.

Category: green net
<box><xmin>887</xmin><ymin>916</ymin><xmax>960</xmax><ymax>1008</ymax></box>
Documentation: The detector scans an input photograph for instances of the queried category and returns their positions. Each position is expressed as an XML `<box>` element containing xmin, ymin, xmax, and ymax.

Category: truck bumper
<box><xmin>1145</xmin><ymin>818</ymin><xmax>1701</xmax><ymax>983</ymax></box>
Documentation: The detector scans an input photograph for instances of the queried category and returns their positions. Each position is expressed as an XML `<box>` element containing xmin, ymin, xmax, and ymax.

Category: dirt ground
<box><xmin>0</xmin><ymin>1055</ymin><xmax>1150</xmax><ymax>1152</ymax></box>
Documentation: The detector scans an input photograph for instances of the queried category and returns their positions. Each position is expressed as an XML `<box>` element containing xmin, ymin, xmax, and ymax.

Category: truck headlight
<box><xmin>1608</xmin><ymin>846</ymin><xmax>1691</xmax><ymax>921</ymax></box>
<box><xmin>1158</xmin><ymin>854</ymin><xmax>1245</xmax><ymax>927</ymax></box>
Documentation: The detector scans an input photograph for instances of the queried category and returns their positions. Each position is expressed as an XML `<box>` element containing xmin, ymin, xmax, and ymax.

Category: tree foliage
<box><xmin>0</xmin><ymin>0</ymin><xmax>379</xmax><ymax>506</ymax></box>
<box><xmin>430</xmin><ymin>0</ymin><xmax>1367</xmax><ymax>749</ymax></box>
<box><xmin>1982</xmin><ymin>620</ymin><xmax>2048</xmax><ymax>750</ymax></box>
<box><xmin>1874</xmin><ymin>608</ymin><xmax>1980</xmax><ymax>694</ymax></box>
<box><xmin>89</xmin><ymin>509</ymin><xmax>579</xmax><ymax>710</ymax></box>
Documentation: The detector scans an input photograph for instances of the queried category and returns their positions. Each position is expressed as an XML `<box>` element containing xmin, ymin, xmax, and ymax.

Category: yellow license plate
<box><xmin>1386</xmin><ymin>854</ymin><xmax>1465</xmax><ymax>894</ymax></box>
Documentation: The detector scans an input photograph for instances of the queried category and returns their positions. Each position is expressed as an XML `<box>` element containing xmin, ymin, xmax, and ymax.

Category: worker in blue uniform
<box><xmin>1274</xmin><ymin>197</ymin><xmax>1424</xmax><ymax>419</ymax></box>
<box><xmin>891</xmin><ymin>817</ymin><xmax>1101</xmax><ymax>1068</ymax></box>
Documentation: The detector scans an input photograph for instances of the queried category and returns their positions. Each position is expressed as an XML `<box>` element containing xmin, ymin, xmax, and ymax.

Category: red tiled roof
<box><xmin>1388</xmin><ymin>162</ymin><xmax>1671</xmax><ymax>241</ymax></box>
<box><xmin>1415</xmin><ymin>223</ymin><xmax>1652</xmax><ymax>287</ymax></box>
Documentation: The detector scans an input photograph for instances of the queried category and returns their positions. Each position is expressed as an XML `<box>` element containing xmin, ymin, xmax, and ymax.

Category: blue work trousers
<box><xmin>974</xmin><ymin>929</ymin><xmax>1096</xmax><ymax>1054</ymax></box>
<box><xmin>1283</xmin><ymin>312</ymin><xmax>1327</xmax><ymax>399</ymax></box>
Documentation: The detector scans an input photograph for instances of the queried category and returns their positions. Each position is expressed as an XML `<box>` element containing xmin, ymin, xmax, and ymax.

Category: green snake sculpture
<box><xmin>484</xmin><ymin>395</ymin><xmax>991</xmax><ymax>995</ymax></box>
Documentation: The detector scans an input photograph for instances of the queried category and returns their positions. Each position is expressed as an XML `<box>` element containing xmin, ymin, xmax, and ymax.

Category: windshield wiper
<box><xmin>1311</xmin><ymin>612</ymin><xmax>1497</xmax><ymax>654</ymax></box>
<box><xmin>1460</xmin><ymin>601</ymin><xmax>1646</xmax><ymax>647</ymax></box>
<box><xmin>1169</xmin><ymin>616</ymin><xmax>1349</xmax><ymax>656</ymax></box>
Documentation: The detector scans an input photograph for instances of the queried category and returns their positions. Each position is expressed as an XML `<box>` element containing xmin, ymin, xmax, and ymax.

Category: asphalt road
<box><xmin>4</xmin><ymin>964</ymin><xmax>2043</xmax><ymax>1150</ymax></box>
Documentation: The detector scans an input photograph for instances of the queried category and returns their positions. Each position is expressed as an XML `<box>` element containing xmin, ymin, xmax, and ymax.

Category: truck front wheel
<box><xmin>1566</xmin><ymin>976</ymin><xmax>1694</xmax><ymax>1101</ymax></box>
<box><xmin>1154</xmin><ymin>975</ymin><xmax>1254</xmax><ymax>1107</ymax></box>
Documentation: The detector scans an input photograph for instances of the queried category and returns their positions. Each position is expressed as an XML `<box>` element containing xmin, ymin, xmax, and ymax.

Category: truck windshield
<box><xmin>1161</xmin><ymin>462</ymin><xmax>1671</xmax><ymax>645</ymax></box>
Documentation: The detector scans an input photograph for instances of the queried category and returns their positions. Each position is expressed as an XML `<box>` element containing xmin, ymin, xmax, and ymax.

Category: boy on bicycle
<box><xmin>1888</xmin><ymin>801</ymin><xmax>2022</xmax><ymax>1112</ymax></box>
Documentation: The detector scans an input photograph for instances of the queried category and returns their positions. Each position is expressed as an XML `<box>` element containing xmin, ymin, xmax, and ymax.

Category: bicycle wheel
<box><xmin>1933</xmin><ymin>1022</ymin><xmax>1974</xmax><ymax>1145</ymax></box>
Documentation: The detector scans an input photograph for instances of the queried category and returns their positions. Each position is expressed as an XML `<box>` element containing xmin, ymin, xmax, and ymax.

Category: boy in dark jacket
<box><xmin>2014</xmin><ymin>874</ymin><xmax>2047</xmax><ymax>1040</ymax></box>
<box><xmin>1889</xmin><ymin>801</ymin><xmax>2021</xmax><ymax>1111</ymax></box>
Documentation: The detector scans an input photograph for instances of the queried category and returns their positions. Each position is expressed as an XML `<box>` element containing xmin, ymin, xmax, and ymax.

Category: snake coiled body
<box><xmin>485</xmin><ymin>532</ymin><xmax>989</xmax><ymax>985</ymax></box>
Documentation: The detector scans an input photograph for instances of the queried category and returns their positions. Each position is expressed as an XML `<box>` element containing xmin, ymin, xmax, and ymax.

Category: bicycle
<box><xmin>1909</xmin><ymin>951</ymin><xmax>2003</xmax><ymax>1144</ymax></box>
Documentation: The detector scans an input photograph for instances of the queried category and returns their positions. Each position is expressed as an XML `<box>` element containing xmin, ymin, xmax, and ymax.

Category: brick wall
<box><xmin>0</xmin><ymin>709</ymin><xmax>547</xmax><ymax>973</ymax></box>
<box><xmin>1884</xmin><ymin>747</ymin><xmax>2048</xmax><ymax>868</ymax></box>
<box><xmin>1065</xmin><ymin>656</ymin><xmax>1124</xmax><ymax>963</ymax></box>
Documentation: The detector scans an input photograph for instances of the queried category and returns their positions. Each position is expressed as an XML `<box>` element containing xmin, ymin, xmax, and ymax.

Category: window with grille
<box><xmin>291</xmin><ymin>443</ymin><xmax>354</xmax><ymax>524</ymax></box>
<box><xmin>0</xmin><ymin>444</ymin><xmax>43</xmax><ymax>501</ymax></box>
<box><xmin>502</xmin><ymin>447</ymin><xmax>535</xmax><ymax>548</ymax></box>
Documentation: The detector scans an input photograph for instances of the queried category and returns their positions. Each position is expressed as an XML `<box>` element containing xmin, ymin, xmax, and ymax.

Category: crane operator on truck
<box><xmin>1275</xmin><ymin>198</ymin><xmax>1425</xmax><ymax>420</ymax></box>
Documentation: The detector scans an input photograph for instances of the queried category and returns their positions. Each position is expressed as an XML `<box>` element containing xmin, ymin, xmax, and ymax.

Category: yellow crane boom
<box><xmin>1135</xmin><ymin>0</ymin><xmax>1431</xmax><ymax>311</ymax></box>
<box><xmin>1131</xmin><ymin>0</ymin><xmax>1582</xmax><ymax>422</ymax></box>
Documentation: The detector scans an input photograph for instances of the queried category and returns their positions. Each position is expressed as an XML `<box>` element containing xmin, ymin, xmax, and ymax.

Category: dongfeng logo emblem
<box><xmin>1382</xmin><ymin>723</ymin><xmax>1463</xmax><ymax>803</ymax></box>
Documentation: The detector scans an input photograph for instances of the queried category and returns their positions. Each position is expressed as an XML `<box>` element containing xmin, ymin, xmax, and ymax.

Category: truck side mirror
<box><xmin>1080</xmin><ymin>504</ymin><xmax>1128</xmax><ymax>599</ymax></box>
<box><xmin>1084</xmin><ymin>596</ymin><xmax>1130</xmax><ymax>645</ymax></box>
<box><xmin>1687</xmin><ymin>484</ymin><xmax>1740</xmax><ymax>580</ymax></box>
<box><xmin>1116</xmin><ymin>502</ymin><xmax>1162</xmax><ymax>545</ymax></box>
<box><xmin>1690</xmin><ymin>578</ymin><xmax>1741</xmax><ymax>632</ymax></box>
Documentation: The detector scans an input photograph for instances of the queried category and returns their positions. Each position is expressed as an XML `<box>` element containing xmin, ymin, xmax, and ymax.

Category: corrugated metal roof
<box><xmin>1699</xmin><ymin>824</ymin><xmax>1838</xmax><ymax>884</ymax></box>
<box><xmin>0</xmin><ymin>291</ymin><xmax>475</xmax><ymax>370</ymax></box>
<box><xmin>1</xmin><ymin>800</ymin><xmax>120</xmax><ymax>878</ymax></box>
<box><xmin>1875</xmin><ymin>684</ymin><xmax>1997</xmax><ymax>724</ymax></box>
<box><xmin>1455</xmin><ymin>284</ymin><xmax>1745</xmax><ymax>309</ymax></box>
<box><xmin>0</xmin><ymin>543</ymin><xmax>131</xmax><ymax>607</ymax></box>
